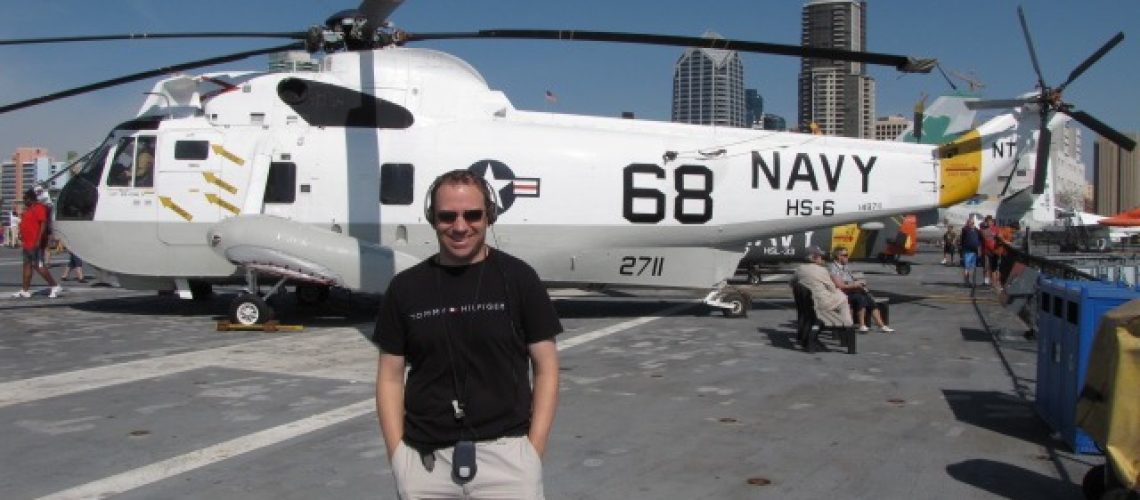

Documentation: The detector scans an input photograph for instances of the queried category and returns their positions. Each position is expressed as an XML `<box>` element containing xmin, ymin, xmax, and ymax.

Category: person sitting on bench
<box><xmin>794</xmin><ymin>246</ymin><xmax>853</xmax><ymax>327</ymax></box>
<box><xmin>829</xmin><ymin>246</ymin><xmax>895</xmax><ymax>333</ymax></box>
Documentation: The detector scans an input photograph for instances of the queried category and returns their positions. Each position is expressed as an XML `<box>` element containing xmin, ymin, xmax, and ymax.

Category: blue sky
<box><xmin>2</xmin><ymin>0</ymin><xmax>1137</xmax><ymax>170</ymax></box>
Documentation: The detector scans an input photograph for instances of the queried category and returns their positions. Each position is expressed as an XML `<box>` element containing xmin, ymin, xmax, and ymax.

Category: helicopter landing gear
<box><xmin>230</xmin><ymin>293</ymin><xmax>274</xmax><ymax>326</ymax></box>
<box><xmin>228</xmin><ymin>270</ymin><xmax>288</xmax><ymax>326</ymax></box>
<box><xmin>703</xmin><ymin>283</ymin><xmax>750</xmax><ymax>318</ymax></box>
<box><xmin>877</xmin><ymin>253</ymin><xmax>912</xmax><ymax>275</ymax></box>
<box><xmin>188</xmin><ymin>280</ymin><xmax>213</xmax><ymax>301</ymax></box>
<box><xmin>295</xmin><ymin>284</ymin><xmax>331</xmax><ymax>306</ymax></box>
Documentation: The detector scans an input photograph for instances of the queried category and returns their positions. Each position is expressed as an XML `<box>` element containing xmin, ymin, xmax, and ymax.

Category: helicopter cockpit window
<box><xmin>174</xmin><ymin>140</ymin><xmax>209</xmax><ymax>160</ymax></box>
<box><xmin>380</xmin><ymin>163</ymin><xmax>414</xmax><ymax>205</ymax></box>
<box><xmin>264</xmin><ymin>162</ymin><xmax>296</xmax><ymax>204</ymax></box>
<box><xmin>134</xmin><ymin>137</ymin><xmax>155</xmax><ymax>188</ymax></box>
<box><xmin>106</xmin><ymin>137</ymin><xmax>136</xmax><ymax>187</ymax></box>
<box><xmin>56</xmin><ymin>138</ymin><xmax>114</xmax><ymax>221</ymax></box>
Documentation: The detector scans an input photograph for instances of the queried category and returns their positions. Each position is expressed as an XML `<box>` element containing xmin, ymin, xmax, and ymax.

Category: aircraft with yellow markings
<box><xmin>1</xmin><ymin>2</ymin><xmax>1133</xmax><ymax>323</ymax></box>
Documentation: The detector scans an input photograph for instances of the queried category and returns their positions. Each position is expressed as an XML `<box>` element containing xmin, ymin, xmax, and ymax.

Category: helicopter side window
<box><xmin>106</xmin><ymin>137</ymin><xmax>136</xmax><ymax>187</ymax></box>
<box><xmin>264</xmin><ymin>162</ymin><xmax>296</xmax><ymax>204</ymax></box>
<box><xmin>174</xmin><ymin>140</ymin><xmax>210</xmax><ymax>160</ymax></box>
<box><xmin>133</xmin><ymin>137</ymin><xmax>156</xmax><ymax>188</ymax></box>
<box><xmin>380</xmin><ymin>163</ymin><xmax>414</xmax><ymax>205</ymax></box>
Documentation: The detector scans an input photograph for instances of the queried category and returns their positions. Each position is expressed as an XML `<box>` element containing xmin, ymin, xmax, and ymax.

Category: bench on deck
<box><xmin>790</xmin><ymin>281</ymin><xmax>857</xmax><ymax>354</ymax></box>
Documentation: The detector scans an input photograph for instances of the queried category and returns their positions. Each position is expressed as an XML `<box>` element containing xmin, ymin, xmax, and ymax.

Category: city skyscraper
<box><xmin>798</xmin><ymin>0</ymin><xmax>876</xmax><ymax>138</ymax></box>
<box><xmin>745</xmin><ymin>89</ymin><xmax>764</xmax><ymax>128</ymax></box>
<box><xmin>671</xmin><ymin>32</ymin><xmax>746</xmax><ymax>128</ymax></box>
<box><xmin>1093</xmin><ymin>132</ymin><xmax>1140</xmax><ymax>216</ymax></box>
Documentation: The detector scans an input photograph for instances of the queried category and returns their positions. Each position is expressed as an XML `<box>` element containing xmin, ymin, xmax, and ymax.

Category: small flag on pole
<box><xmin>544</xmin><ymin>90</ymin><xmax>558</xmax><ymax>103</ymax></box>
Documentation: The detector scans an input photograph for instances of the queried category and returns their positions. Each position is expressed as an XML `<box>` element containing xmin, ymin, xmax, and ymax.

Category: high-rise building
<box><xmin>1093</xmin><ymin>132</ymin><xmax>1140</xmax><ymax>216</ymax></box>
<box><xmin>671</xmin><ymin>32</ymin><xmax>746</xmax><ymax>128</ymax></box>
<box><xmin>798</xmin><ymin>0</ymin><xmax>876</xmax><ymax>138</ymax></box>
<box><xmin>873</xmin><ymin>115</ymin><xmax>911</xmax><ymax>141</ymax></box>
<box><xmin>1049</xmin><ymin>122</ymin><xmax>1086</xmax><ymax>211</ymax></box>
<box><xmin>745</xmin><ymin>89</ymin><xmax>764</xmax><ymax>128</ymax></box>
<box><xmin>762</xmin><ymin>113</ymin><xmax>788</xmax><ymax>131</ymax></box>
<box><xmin>2</xmin><ymin>148</ymin><xmax>51</xmax><ymax>225</ymax></box>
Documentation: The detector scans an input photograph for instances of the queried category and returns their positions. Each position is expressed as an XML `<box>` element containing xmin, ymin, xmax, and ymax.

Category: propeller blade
<box><xmin>1032</xmin><ymin>116</ymin><xmax>1051</xmax><ymax>195</ymax></box>
<box><xmin>1064</xmin><ymin>109</ymin><xmax>1138</xmax><ymax>151</ymax></box>
<box><xmin>1056</xmin><ymin>32</ymin><xmax>1124</xmax><ymax>93</ymax></box>
<box><xmin>405</xmin><ymin>30</ymin><xmax>936</xmax><ymax>73</ymax></box>
<box><xmin>0</xmin><ymin>42</ymin><xmax>303</xmax><ymax>115</ymax></box>
<box><xmin>358</xmin><ymin>0</ymin><xmax>406</xmax><ymax>30</ymax></box>
<box><xmin>1017</xmin><ymin>6</ymin><xmax>1048</xmax><ymax>91</ymax></box>
<box><xmin>965</xmin><ymin>98</ymin><xmax>1035</xmax><ymax>110</ymax></box>
<box><xmin>0</xmin><ymin>32</ymin><xmax>305</xmax><ymax>47</ymax></box>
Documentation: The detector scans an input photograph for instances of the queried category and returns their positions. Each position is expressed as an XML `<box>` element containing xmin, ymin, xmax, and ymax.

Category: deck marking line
<box><xmin>557</xmin><ymin>302</ymin><xmax>693</xmax><ymax>351</ymax></box>
<box><xmin>35</xmin><ymin>400</ymin><xmax>375</xmax><ymax>500</ymax></box>
<box><xmin>0</xmin><ymin>329</ymin><xmax>357</xmax><ymax>408</ymax></box>
<box><xmin>31</xmin><ymin>303</ymin><xmax>687</xmax><ymax>498</ymax></box>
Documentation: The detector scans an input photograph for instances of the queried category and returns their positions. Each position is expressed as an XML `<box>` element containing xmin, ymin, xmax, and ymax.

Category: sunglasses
<box><xmin>435</xmin><ymin>209</ymin><xmax>485</xmax><ymax>224</ymax></box>
<box><xmin>836</xmin><ymin>254</ymin><xmax>849</xmax><ymax>258</ymax></box>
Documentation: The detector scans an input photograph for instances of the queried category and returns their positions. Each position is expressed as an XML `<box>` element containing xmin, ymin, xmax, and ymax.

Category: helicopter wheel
<box><xmin>230</xmin><ymin>293</ymin><xmax>275</xmax><ymax>326</ymax></box>
<box><xmin>896</xmin><ymin>262</ymin><xmax>912</xmax><ymax>275</ymax></box>
<box><xmin>296</xmin><ymin>284</ymin><xmax>331</xmax><ymax>306</ymax></box>
<box><xmin>722</xmin><ymin>291</ymin><xmax>750</xmax><ymax>318</ymax></box>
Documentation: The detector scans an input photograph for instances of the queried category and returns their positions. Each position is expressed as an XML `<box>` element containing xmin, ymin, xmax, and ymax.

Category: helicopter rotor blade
<box><xmin>404</xmin><ymin>29</ymin><xmax>936</xmax><ymax>73</ymax></box>
<box><xmin>1017</xmin><ymin>6</ymin><xmax>1048</xmax><ymax>92</ymax></box>
<box><xmin>1056</xmin><ymin>32</ymin><xmax>1124</xmax><ymax>94</ymax></box>
<box><xmin>965</xmin><ymin>97</ymin><xmax>1035</xmax><ymax>110</ymax></box>
<box><xmin>1063</xmin><ymin>109</ymin><xmax>1138</xmax><ymax>151</ymax></box>
<box><xmin>0</xmin><ymin>32</ymin><xmax>305</xmax><ymax>47</ymax></box>
<box><xmin>0</xmin><ymin>42</ymin><xmax>304</xmax><ymax>115</ymax></box>
<box><xmin>1031</xmin><ymin>110</ymin><xmax>1051</xmax><ymax>195</ymax></box>
<box><xmin>358</xmin><ymin>0</ymin><xmax>406</xmax><ymax>30</ymax></box>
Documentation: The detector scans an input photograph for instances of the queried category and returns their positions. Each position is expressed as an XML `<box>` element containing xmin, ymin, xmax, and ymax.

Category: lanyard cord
<box><xmin>434</xmin><ymin>251</ymin><xmax>486</xmax><ymax>440</ymax></box>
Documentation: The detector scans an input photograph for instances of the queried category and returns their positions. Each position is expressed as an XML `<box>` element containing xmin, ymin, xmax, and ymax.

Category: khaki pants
<box><xmin>391</xmin><ymin>436</ymin><xmax>544</xmax><ymax>499</ymax></box>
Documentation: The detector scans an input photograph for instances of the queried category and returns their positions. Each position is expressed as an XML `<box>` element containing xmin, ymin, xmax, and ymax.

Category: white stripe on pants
<box><xmin>392</xmin><ymin>436</ymin><xmax>544</xmax><ymax>499</ymax></box>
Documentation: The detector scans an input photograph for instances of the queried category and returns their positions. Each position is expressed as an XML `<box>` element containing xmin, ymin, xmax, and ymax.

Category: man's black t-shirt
<box><xmin>373</xmin><ymin>249</ymin><xmax>562</xmax><ymax>449</ymax></box>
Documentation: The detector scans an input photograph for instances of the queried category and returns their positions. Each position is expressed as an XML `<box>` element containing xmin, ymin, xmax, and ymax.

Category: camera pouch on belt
<box><xmin>452</xmin><ymin>440</ymin><xmax>477</xmax><ymax>483</ymax></box>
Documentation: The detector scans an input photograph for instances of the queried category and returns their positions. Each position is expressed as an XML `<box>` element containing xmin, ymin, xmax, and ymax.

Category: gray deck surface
<box><xmin>0</xmin><ymin>246</ymin><xmax>1101</xmax><ymax>499</ymax></box>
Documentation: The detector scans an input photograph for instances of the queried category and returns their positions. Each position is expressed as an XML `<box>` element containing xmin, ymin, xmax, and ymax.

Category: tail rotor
<box><xmin>967</xmin><ymin>6</ymin><xmax>1135</xmax><ymax>195</ymax></box>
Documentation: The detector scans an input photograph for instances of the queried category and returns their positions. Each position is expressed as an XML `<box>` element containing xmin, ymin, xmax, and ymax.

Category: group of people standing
<box><xmin>942</xmin><ymin>215</ymin><xmax>1011</xmax><ymax>289</ymax></box>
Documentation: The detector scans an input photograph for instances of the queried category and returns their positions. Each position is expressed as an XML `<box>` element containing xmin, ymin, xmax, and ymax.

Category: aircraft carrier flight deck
<box><xmin>0</xmin><ymin>246</ymin><xmax>1102</xmax><ymax>499</ymax></box>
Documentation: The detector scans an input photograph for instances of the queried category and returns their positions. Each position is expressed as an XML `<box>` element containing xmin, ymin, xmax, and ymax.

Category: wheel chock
<box><xmin>216</xmin><ymin>320</ymin><xmax>304</xmax><ymax>332</ymax></box>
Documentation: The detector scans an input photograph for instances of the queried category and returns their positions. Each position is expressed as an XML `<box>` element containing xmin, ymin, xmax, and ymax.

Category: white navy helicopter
<box><xmin>2</xmin><ymin>2</ymin><xmax>1133</xmax><ymax>324</ymax></box>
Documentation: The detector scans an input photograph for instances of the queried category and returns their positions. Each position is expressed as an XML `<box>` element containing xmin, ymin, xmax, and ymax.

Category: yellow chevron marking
<box><xmin>205</xmin><ymin>193</ymin><xmax>241</xmax><ymax>215</ymax></box>
<box><xmin>210</xmin><ymin>144</ymin><xmax>246</xmax><ymax>166</ymax></box>
<box><xmin>202</xmin><ymin>172</ymin><xmax>238</xmax><ymax>194</ymax></box>
<box><xmin>159</xmin><ymin>196</ymin><xmax>193</xmax><ymax>221</ymax></box>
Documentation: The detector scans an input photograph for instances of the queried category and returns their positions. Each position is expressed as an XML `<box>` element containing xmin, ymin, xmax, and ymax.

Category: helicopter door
<box><xmin>99</xmin><ymin>134</ymin><xmax>158</xmax><ymax>225</ymax></box>
<box><xmin>155</xmin><ymin>134</ymin><xmax>225</xmax><ymax>245</ymax></box>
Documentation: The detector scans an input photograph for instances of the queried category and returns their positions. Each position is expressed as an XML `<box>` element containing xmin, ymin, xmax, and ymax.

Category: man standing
<box><xmin>373</xmin><ymin>170</ymin><xmax>562</xmax><ymax>499</ymax></box>
<box><xmin>941</xmin><ymin>223</ymin><xmax>958</xmax><ymax>266</ymax></box>
<box><xmin>959</xmin><ymin>217</ymin><xmax>982</xmax><ymax>287</ymax></box>
<box><xmin>13</xmin><ymin>189</ymin><xmax>63</xmax><ymax>298</ymax></box>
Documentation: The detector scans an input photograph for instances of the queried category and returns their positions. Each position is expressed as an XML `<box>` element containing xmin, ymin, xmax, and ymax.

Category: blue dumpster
<box><xmin>1035</xmin><ymin>277</ymin><xmax>1140</xmax><ymax>454</ymax></box>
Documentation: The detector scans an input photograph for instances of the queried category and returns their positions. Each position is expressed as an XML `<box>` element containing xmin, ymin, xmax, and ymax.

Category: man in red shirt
<box><xmin>13</xmin><ymin>189</ymin><xmax>62</xmax><ymax>298</ymax></box>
